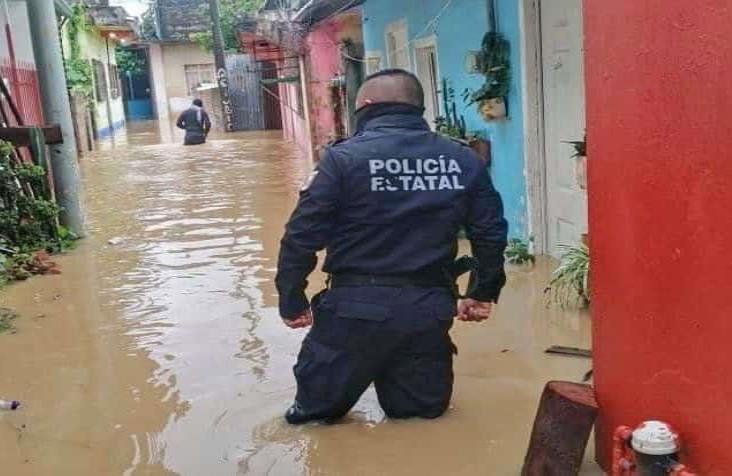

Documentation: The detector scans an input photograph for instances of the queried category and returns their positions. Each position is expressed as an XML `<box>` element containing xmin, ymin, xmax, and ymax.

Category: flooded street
<box><xmin>0</xmin><ymin>122</ymin><xmax>598</xmax><ymax>475</ymax></box>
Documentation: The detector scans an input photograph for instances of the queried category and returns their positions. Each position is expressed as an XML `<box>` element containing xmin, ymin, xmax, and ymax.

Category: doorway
<box><xmin>413</xmin><ymin>36</ymin><xmax>441</xmax><ymax>129</ymax></box>
<box><xmin>522</xmin><ymin>0</ymin><xmax>587</xmax><ymax>256</ymax></box>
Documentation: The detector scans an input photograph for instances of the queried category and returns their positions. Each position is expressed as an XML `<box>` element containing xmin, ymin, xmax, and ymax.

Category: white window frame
<box><xmin>184</xmin><ymin>63</ymin><xmax>216</xmax><ymax>95</ymax></box>
<box><xmin>384</xmin><ymin>19</ymin><xmax>411</xmax><ymax>71</ymax></box>
<box><xmin>411</xmin><ymin>34</ymin><xmax>442</xmax><ymax>119</ymax></box>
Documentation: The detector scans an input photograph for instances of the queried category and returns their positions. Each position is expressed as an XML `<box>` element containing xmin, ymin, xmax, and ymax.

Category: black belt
<box><xmin>328</xmin><ymin>256</ymin><xmax>479</xmax><ymax>299</ymax></box>
<box><xmin>329</xmin><ymin>274</ymin><xmax>450</xmax><ymax>289</ymax></box>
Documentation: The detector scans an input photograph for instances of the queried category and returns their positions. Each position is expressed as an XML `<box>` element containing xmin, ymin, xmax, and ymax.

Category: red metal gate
<box><xmin>1</xmin><ymin>58</ymin><xmax>44</xmax><ymax>126</ymax></box>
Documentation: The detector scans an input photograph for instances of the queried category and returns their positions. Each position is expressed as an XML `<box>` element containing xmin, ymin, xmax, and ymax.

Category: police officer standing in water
<box><xmin>176</xmin><ymin>98</ymin><xmax>212</xmax><ymax>145</ymax></box>
<box><xmin>276</xmin><ymin>69</ymin><xmax>508</xmax><ymax>424</ymax></box>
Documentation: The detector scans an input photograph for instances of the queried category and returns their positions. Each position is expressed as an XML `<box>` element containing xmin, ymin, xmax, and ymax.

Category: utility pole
<box><xmin>208</xmin><ymin>0</ymin><xmax>234</xmax><ymax>132</ymax></box>
<box><xmin>26</xmin><ymin>0</ymin><xmax>86</xmax><ymax>236</ymax></box>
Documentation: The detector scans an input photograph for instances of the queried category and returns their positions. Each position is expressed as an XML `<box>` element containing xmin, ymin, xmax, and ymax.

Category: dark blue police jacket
<box><xmin>276</xmin><ymin>103</ymin><xmax>508</xmax><ymax>318</ymax></box>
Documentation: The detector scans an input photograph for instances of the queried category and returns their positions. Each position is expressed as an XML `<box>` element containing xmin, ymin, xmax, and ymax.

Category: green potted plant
<box><xmin>463</xmin><ymin>32</ymin><xmax>511</xmax><ymax>121</ymax></box>
<box><xmin>436</xmin><ymin>79</ymin><xmax>491</xmax><ymax>165</ymax></box>
<box><xmin>565</xmin><ymin>133</ymin><xmax>587</xmax><ymax>190</ymax></box>
<box><xmin>504</xmin><ymin>237</ymin><xmax>536</xmax><ymax>270</ymax></box>
<box><xmin>545</xmin><ymin>243</ymin><xmax>590</xmax><ymax>308</ymax></box>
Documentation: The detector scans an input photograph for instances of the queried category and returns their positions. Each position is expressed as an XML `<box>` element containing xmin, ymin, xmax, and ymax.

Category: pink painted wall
<box><xmin>586</xmin><ymin>0</ymin><xmax>732</xmax><ymax>473</ymax></box>
<box><xmin>305</xmin><ymin>18</ymin><xmax>344</xmax><ymax>155</ymax></box>
<box><xmin>279</xmin><ymin>80</ymin><xmax>310</xmax><ymax>156</ymax></box>
<box><xmin>277</xmin><ymin>13</ymin><xmax>362</xmax><ymax>160</ymax></box>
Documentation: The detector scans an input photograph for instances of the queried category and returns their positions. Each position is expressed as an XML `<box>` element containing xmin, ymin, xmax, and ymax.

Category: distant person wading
<box><xmin>176</xmin><ymin>99</ymin><xmax>212</xmax><ymax>145</ymax></box>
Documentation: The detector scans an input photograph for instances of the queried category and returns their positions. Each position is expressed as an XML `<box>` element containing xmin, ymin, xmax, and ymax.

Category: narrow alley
<box><xmin>0</xmin><ymin>123</ymin><xmax>595</xmax><ymax>475</ymax></box>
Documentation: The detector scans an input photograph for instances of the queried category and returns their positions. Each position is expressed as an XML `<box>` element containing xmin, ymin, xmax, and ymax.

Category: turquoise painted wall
<box><xmin>361</xmin><ymin>0</ymin><xmax>527</xmax><ymax>237</ymax></box>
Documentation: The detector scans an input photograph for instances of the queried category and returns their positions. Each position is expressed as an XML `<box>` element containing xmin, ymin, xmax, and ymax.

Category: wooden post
<box><xmin>522</xmin><ymin>381</ymin><xmax>598</xmax><ymax>476</ymax></box>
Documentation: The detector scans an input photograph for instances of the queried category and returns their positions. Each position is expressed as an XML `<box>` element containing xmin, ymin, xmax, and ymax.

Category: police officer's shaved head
<box><xmin>356</xmin><ymin>69</ymin><xmax>425</xmax><ymax>109</ymax></box>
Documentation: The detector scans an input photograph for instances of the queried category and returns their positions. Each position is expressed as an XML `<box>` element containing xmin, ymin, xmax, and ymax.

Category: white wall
<box><xmin>1</xmin><ymin>0</ymin><xmax>36</xmax><ymax>65</ymax></box>
<box><xmin>148</xmin><ymin>42</ymin><xmax>215</xmax><ymax>118</ymax></box>
<box><xmin>80</xmin><ymin>29</ymin><xmax>126</xmax><ymax>134</ymax></box>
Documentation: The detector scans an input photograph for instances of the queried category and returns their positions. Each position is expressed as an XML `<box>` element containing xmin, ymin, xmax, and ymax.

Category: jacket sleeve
<box><xmin>464</xmin><ymin>167</ymin><xmax>508</xmax><ymax>302</ymax></box>
<box><xmin>176</xmin><ymin>113</ymin><xmax>186</xmax><ymax>130</ymax></box>
<box><xmin>202</xmin><ymin>112</ymin><xmax>212</xmax><ymax>133</ymax></box>
<box><xmin>275</xmin><ymin>150</ymin><xmax>341</xmax><ymax>318</ymax></box>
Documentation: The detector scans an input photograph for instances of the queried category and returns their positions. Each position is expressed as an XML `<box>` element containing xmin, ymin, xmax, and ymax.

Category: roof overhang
<box><xmin>54</xmin><ymin>0</ymin><xmax>74</xmax><ymax>17</ymax></box>
<box><xmin>293</xmin><ymin>0</ymin><xmax>364</xmax><ymax>26</ymax></box>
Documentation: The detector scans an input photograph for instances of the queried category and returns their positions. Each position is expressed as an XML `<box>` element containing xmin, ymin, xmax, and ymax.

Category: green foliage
<box><xmin>65</xmin><ymin>3</ymin><xmax>94</xmax><ymax>98</ymax></box>
<box><xmin>190</xmin><ymin>31</ymin><xmax>215</xmax><ymax>52</ymax></box>
<box><xmin>505</xmin><ymin>238</ymin><xmax>536</xmax><ymax>266</ymax></box>
<box><xmin>0</xmin><ymin>140</ymin><xmax>72</xmax><ymax>288</ymax></box>
<box><xmin>435</xmin><ymin>79</ymin><xmax>485</xmax><ymax>142</ymax></box>
<box><xmin>140</xmin><ymin>5</ymin><xmax>157</xmax><ymax>40</ymax></box>
<box><xmin>0</xmin><ymin>140</ymin><xmax>62</xmax><ymax>254</ymax></box>
<box><xmin>116</xmin><ymin>47</ymin><xmax>146</xmax><ymax>75</ymax></box>
<box><xmin>463</xmin><ymin>32</ymin><xmax>511</xmax><ymax>105</ymax></box>
<box><xmin>435</xmin><ymin>79</ymin><xmax>467</xmax><ymax>139</ymax></box>
<box><xmin>545</xmin><ymin>244</ymin><xmax>590</xmax><ymax>308</ymax></box>
<box><xmin>65</xmin><ymin>57</ymin><xmax>94</xmax><ymax>98</ymax></box>
<box><xmin>57</xmin><ymin>226</ymin><xmax>79</xmax><ymax>251</ymax></box>
<box><xmin>565</xmin><ymin>132</ymin><xmax>587</xmax><ymax>159</ymax></box>
<box><xmin>191</xmin><ymin>0</ymin><xmax>266</xmax><ymax>52</ymax></box>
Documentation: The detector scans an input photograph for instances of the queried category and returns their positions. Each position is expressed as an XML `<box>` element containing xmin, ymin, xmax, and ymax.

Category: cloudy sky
<box><xmin>110</xmin><ymin>0</ymin><xmax>149</xmax><ymax>18</ymax></box>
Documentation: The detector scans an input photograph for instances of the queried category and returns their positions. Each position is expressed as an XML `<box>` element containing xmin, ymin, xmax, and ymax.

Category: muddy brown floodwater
<box><xmin>0</xmin><ymin>122</ymin><xmax>601</xmax><ymax>475</ymax></box>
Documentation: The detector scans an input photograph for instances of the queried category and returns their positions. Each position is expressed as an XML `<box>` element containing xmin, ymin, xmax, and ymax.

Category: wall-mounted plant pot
<box><xmin>576</xmin><ymin>155</ymin><xmax>587</xmax><ymax>190</ymax></box>
<box><xmin>479</xmin><ymin>97</ymin><xmax>507</xmax><ymax>121</ymax></box>
<box><xmin>469</xmin><ymin>137</ymin><xmax>492</xmax><ymax>167</ymax></box>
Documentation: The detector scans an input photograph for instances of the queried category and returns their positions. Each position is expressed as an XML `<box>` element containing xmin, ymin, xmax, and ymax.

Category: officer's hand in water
<box><xmin>282</xmin><ymin>309</ymin><xmax>313</xmax><ymax>329</ymax></box>
<box><xmin>457</xmin><ymin>299</ymin><xmax>495</xmax><ymax>322</ymax></box>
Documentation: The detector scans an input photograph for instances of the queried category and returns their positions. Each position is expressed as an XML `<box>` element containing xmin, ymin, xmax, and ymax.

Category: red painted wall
<box><xmin>1</xmin><ymin>58</ymin><xmax>44</xmax><ymax>126</ymax></box>
<box><xmin>585</xmin><ymin>1</ymin><xmax>732</xmax><ymax>473</ymax></box>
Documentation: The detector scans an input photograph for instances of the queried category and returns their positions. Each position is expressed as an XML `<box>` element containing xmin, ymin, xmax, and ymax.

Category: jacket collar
<box><xmin>355</xmin><ymin>102</ymin><xmax>429</xmax><ymax>132</ymax></box>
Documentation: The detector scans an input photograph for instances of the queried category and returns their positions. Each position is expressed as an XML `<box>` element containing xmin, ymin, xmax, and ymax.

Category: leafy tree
<box><xmin>191</xmin><ymin>0</ymin><xmax>266</xmax><ymax>53</ymax></box>
<box><xmin>140</xmin><ymin>4</ymin><xmax>158</xmax><ymax>40</ymax></box>
<box><xmin>64</xmin><ymin>3</ymin><xmax>94</xmax><ymax>98</ymax></box>
<box><xmin>116</xmin><ymin>47</ymin><xmax>146</xmax><ymax>76</ymax></box>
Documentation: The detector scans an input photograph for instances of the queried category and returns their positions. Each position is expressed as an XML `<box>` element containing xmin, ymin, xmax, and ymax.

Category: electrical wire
<box><xmin>330</xmin><ymin>0</ymin><xmax>455</xmax><ymax>65</ymax></box>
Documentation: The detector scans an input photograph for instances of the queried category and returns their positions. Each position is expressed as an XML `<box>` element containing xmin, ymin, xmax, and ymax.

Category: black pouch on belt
<box><xmin>446</xmin><ymin>255</ymin><xmax>480</xmax><ymax>299</ymax></box>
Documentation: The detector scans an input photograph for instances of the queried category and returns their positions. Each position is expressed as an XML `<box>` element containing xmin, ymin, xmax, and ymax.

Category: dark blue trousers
<box><xmin>290</xmin><ymin>286</ymin><xmax>457</xmax><ymax>423</ymax></box>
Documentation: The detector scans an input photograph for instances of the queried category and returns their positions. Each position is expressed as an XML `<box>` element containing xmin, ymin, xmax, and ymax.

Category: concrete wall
<box><xmin>60</xmin><ymin>21</ymin><xmax>126</xmax><ymax>138</ymax></box>
<box><xmin>1</xmin><ymin>0</ymin><xmax>36</xmax><ymax>64</ymax></box>
<box><xmin>304</xmin><ymin>13</ymin><xmax>362</xmax><ymax>155</ymax></box>
<box><xmin>148</xmin><ymin>42</ymin><xmax>215</xmax><ymax>119</ymax></box>
<box><xmin>149</xmin><ymin>42</ymin><xmax>169</xmax><ymax>121</ymax></box>
<box><xmin>79</xmin><ymin>30</ymin><xmax>125</xmax><ymax>137</ymax></box>
<box><xmin>0</xmin><ymin>0</ymin><xmax>45</xmax><ymax>125</ymax></box>
<box><xmin>279</xmin><ymin>79</ymin><xmax>310</xmax><ymax>157</ymax></box>
<box><xmin>586</xmin><ymin>0</ymin><xmax>732</xmax><ymax>472</ymax></box>
<box><xmin>196</xmin><ymin>85</ymin><xmax>222</xmax><ymax>131</ymax></box>
<box><xmin>361</xmin><ymin>0</ymin><xmax>528</xmax><ymax>238</ymax></box>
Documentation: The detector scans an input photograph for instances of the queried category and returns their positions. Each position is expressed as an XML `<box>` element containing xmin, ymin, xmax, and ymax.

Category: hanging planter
<box><xmin>478</xmin><ymin>97</ymin><xmax>507</xmax><ymax>122</ymax></box>
<box><xmin>565</xmin><ymin>133</ymin><xmax>587</xmax><ymax>190</ymax></box>
<box><xmin>463</xmin><ymin>31</ymin><xmax>511</xmax><ymax>122</ymax></box>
